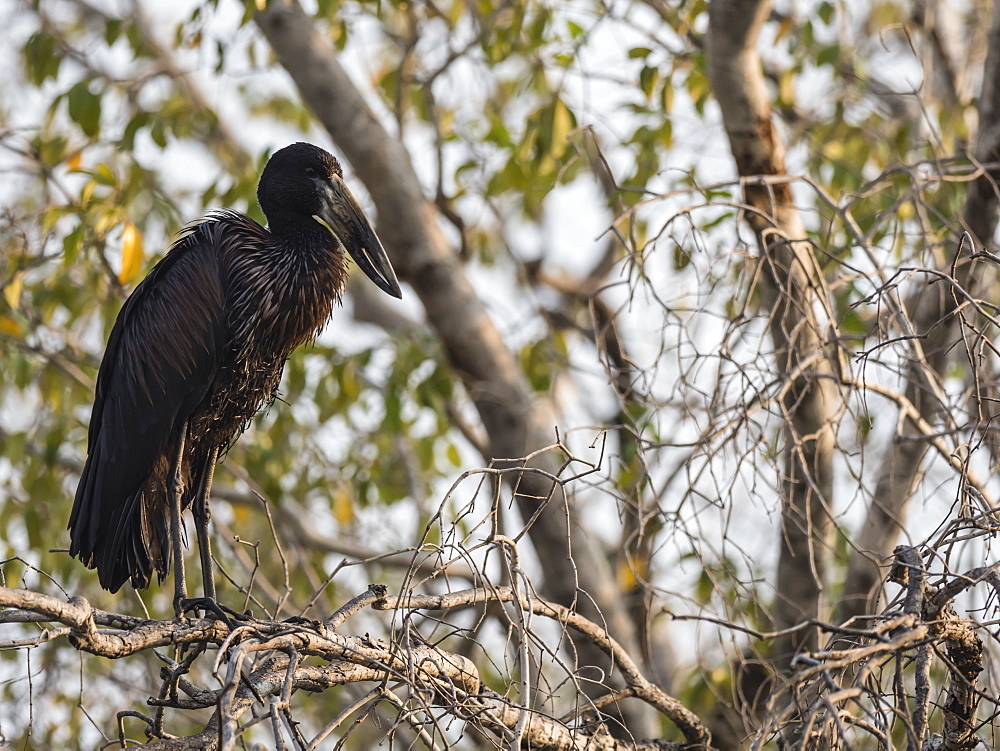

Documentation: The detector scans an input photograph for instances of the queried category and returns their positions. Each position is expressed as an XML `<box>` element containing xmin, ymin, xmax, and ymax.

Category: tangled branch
<box><xmin>0</xmin><ymin>583</ymin><xmax>711</xmax><ymax>750</ymax></box>
<box><xmin>754</xmin><ymin>545</ymin><xmax>993</xmax><ymax>749</ymax></box>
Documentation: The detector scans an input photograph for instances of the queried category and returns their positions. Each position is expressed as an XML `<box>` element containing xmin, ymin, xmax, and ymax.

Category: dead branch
<box><xmin>753</xmin><ymin>545</ymin><xmax>988</xmax><ymax>749</ymax></box>
<box><xmin>374</xmin><ymin>586</ymin><xmax>711</xmax><ymax>746</ymax></box>
<box><xmin>0</xmin><ymin>582</ymin><xmax>711</xmax><ymax>750</ymax></box>
<box><xmin>707</xmin><ymin>0</ymin><xmax>840</xmax><ymax>663</ymax></box>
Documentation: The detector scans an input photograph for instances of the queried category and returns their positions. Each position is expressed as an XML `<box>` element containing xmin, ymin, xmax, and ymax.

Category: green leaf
<box><xmin>62</xmin><ymin>225</ymin><xmax>84</xmax><ymax>264</ymax></box>
<box><xmin>104</xmin><ymin>18</ymin><xmax>123</xmax><ymax>45</ymax></box>
<box><xmin>91</xmin><ymin>164</ymin><xmax>117</xmax><ymax>187</ymax></box>
<box><xmin>23</xmin><ymin>32</ymin><xmax>61</xmax><ymax>85</ymax></box>
<box><xmin>67</xmin><ymin>82</ymin><xmax>102</xmax><ymax>138</ymax></box>
<box><xmin>640</xmin><ymin>65</ymin><xmax>657</xmax><ymax>99</ymax></box>
<box><xmin>150</xmin><ymin>120</ymin><xmax>168</xmax><ymax>147</ymax></box>
<box><xmin>121</xmin><ymin>111</ymin><xmax>150</xmax><ymax>150</ymax></box>
<box><xmin>816</xmin><ymin>44</ymin><xmax>840</xmax><ymax>67</ymax></box>
<box><xmin>35</xmin><ymin>135</ymin><xmax>68</xmax><ymax>167</ymax></box>
<box><xmin>673</xmin><ymin>245</ymin><xmax>691</xmax><ymax>270</ymax></box>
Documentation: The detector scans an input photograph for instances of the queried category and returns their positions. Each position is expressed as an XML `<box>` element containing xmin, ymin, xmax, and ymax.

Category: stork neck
<box><xmin>267</xmin><ymin>218</ymin><xmax>338</xmax><ymax>256</ymax></box>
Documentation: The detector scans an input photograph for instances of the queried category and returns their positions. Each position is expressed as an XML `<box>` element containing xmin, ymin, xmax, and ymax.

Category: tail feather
<box><xmin>69</xmin><ymin>446</ymin><xmax>175</xmax><ymax>593</ymax></box>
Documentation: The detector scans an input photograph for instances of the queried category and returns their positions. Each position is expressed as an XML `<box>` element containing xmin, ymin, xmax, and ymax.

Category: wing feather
<box><xmin>69</xmin><ymin>223</ymin><xmax>227</xmax><ymax>592</ymax></box>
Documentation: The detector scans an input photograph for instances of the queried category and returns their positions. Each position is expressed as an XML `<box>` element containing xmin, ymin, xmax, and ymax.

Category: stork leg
<box><xmin>170</xmin><ymin>425</ymin><xmax>189</xmax><ymax>616</ymax></box>
<box><xmin>192</xmin><ymin>445</ymin><xmax>219</xmax><ymax>602</ymax></box>
<box><xmin>181</xmin><ymin>448</ymin><xmax>247</xmax><ymax>627</ymax></box>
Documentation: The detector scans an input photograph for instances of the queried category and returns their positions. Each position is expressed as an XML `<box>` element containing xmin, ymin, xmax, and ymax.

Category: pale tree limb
<box><xmin>0</xmin><ymin>584</ymin><xmax>710</xmax><ymax>750</ymax></box>
<box><xmin>374</xmin><ymin>586</ymin><xmax>710</xmax><ymax>746</ymax></box>
<box><xmin>838</xmin><ymin>0</ymin><xmax>1000</xmax><ymax>623</ymax></box>
<box><xmin>706</xmin><ymin>0</ymin><xmax>839</xmax><ymax>664</ymax></box>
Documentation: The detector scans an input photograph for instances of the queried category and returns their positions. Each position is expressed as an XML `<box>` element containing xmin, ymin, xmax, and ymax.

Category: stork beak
<box><xmin>314</xmin><ymin>177</ymin><xmax>402</xmax><ymax>299</ymax></box>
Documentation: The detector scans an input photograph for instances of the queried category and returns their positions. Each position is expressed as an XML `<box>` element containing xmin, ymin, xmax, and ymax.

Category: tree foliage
<box><xmin>1</xmin><ymin>0</ymin><xmax>999</xmax><ymax>748</ymax></box>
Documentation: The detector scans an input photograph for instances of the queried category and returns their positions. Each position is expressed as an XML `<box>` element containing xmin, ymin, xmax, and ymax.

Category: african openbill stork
<box><xmin>69</xmin><ymin>142</ymin><xmax>401</xmax><ymax>605</ymax></box>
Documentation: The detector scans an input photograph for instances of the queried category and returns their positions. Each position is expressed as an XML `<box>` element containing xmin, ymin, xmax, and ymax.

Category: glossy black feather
<box><xmin>68</xmin><ymin>143</ymin><xmax>391</xmax><ymax>593</ymax></box>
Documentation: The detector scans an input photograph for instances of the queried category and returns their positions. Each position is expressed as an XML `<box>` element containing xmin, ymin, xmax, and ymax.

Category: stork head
<box><xmin>258</xmin><ymin>142</ymin><xmax>402</xmax><ymax>299</ymax></box>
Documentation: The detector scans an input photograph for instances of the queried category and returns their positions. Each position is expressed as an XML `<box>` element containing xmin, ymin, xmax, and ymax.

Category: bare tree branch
<box><xmin>0</xmin><ymin>583</ymin><xmax>709</xmax><ymax>751</ymax></box>
<box><xmin>706</xmin><ymin>0</ymin><xmax>840</xmax><ymax>663</ymax></box>
<box><xmin>750</xmin><ymin>545</ymin><xmax>989</xmax><ymax>748</ymax></box>
<box><xmin>839</xmin><ymin>0</ymin><xmax>1000</xmax><ymax>622</ymax></box>
<box><xmin>375</xmin><ymin>586</ymin><xmax>710</xmax><ymax>746</ymax></box>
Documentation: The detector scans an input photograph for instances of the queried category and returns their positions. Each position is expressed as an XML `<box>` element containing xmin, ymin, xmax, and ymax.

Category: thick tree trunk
<box><xmin>255</xmin><ymin>0</ymin><xmax>651</xmax><ymax>732</ymax></box>
<box><xmin>837</xmin><ymin>0</ymin><xmax>1000</xmax><ymax>623</ymax></box>
<box><xmin>706</xmin><ymin>0</ymin><xmax>839</xmax><ymax>666</ymax></box>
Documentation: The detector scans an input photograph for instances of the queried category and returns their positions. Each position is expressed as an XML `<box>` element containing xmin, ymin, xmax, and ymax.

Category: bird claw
<box><xmin>177</xmin><ymin>597</ymin><xmax>250</xmax><ymax>630</ymax></box>
<box><xmin>282</xmin><ymin>615</ymin><xmax>319</xmax><ymax>626</ymax></box>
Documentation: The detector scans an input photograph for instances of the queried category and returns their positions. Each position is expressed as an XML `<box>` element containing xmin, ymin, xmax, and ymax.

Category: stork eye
<box><xmin>305</xmin><ymin>167</ymin><xmax>317</xmax><ymax>177</ymax></box>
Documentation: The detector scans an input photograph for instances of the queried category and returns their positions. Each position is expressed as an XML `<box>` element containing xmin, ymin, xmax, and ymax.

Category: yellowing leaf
<box><xmin>332</xmin><ymin>489</ymin><xmax>354</xmax><ymax>525</ymax></box>
<box><xmin>550</xmin><ymin>98</ymin><xmax>573</xmax><ymax>158</ymax></box>
<box><xmin>3</xmin><ymin>273</ymin><xmax>24</xmax><ymax>310</ymax></box>
<box><xmin>92</xmin><ymin>163</ymin><xmax>116</xmax><ymax>186</ymax></box>
<box><xmin>778</xmin><ymin>70</ymin><xmax>795</xmax><ymax>103</ymax></box>
<box><xmin>775</xmin><ymin>17</ymin><xmax>794</xmax><ymax>42</ymax></box>
<box><xmin>617</xmin><ymin>561</ymin><xmax>638</xmax><ymax>591</ymax></box>
<box><xmin>232</xmin><ymin>502</ymin><xmax>251</xmax><ymax>525</ymax></box>
<box><xmin>118</xmin><ymin>223</ymin><xmax>144</xmax><ymax>283</ymax></box>
<box><xmin>93</xmin><ymin>211</ymin><xmax>117</xmax><ymax>238</ymax></box>
<box><xmin>0</xmin><ymin>315</ymin><xmax>21</xmax><ymax>336</ymax></box>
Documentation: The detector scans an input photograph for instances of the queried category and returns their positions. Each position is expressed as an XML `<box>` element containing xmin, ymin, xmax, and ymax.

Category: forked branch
<box><xmin>0</xmin><ymin>584</ymin><xmax>711</xmax><ymax>750</ymax></box>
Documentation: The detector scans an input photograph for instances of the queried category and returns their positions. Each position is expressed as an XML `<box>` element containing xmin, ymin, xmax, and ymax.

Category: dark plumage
<box><xmin>69</xmin><ymin>142</ymin><xmax>401</xmax><ymax>593</ymax></box>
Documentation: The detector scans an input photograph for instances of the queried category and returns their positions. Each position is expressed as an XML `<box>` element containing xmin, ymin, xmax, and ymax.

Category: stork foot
<box><xmin>177</xmin><ymin>597</ymin><xmax>251</xmax><ymax>630</ymax></box>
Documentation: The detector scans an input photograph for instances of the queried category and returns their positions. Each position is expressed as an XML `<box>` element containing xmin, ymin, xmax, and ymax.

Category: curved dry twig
<box><xmin>0</xmin><ymin>582</ymin><xmax>710</xmax><ymax>750</ymax></box>
<box><xmin>752</xmin><ymin>545</ymin><xmax>989</xmax><ymax>749</ymax></box>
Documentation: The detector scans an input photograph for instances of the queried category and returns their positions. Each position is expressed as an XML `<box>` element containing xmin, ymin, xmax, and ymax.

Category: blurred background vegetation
<box><xmin>1</xmin><ymin>0</ymin><xmax>998</xmax><ymax>747</ymax></box>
